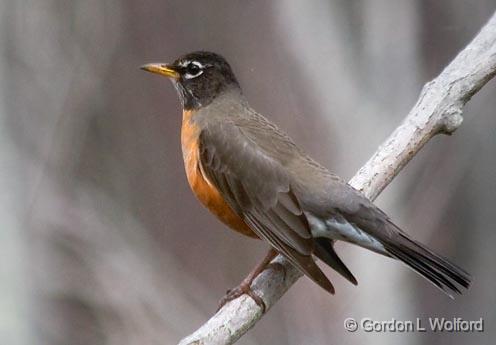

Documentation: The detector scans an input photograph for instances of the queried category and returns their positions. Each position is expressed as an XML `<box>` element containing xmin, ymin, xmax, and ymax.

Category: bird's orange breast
<box><xmin>181</xmin><ymin>110</ymin><xmax>258</xmax><ymax>238</ymax></box>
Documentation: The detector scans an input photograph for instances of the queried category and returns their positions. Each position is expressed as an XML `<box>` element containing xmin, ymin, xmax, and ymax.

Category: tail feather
<box><xmin>314</xmin><ymin>238</ymin><xmax>358</xmax><ymax>285</ymax></box>
<box><xmin>384</xmin><ymin>232</ymin><xmax>471</xmax><ymax>297</ymax></box>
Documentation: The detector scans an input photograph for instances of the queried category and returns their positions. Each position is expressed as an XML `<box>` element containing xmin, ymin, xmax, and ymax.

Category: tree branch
<box><xmin>178</xmin><ymin>11</ymin><xmax>496</xmax><ymax>345</ymax></box>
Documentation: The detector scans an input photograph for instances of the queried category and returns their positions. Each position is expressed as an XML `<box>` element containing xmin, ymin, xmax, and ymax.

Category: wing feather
<box><xmin>198</xmin><ymin>119</ymin><xmax>334</xmax><ymax>293</ymax></box>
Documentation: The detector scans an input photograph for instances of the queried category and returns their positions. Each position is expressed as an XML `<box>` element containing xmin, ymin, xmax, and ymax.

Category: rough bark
<box><xmin>178</xmin><ymin>11</ymin><xmax>496</xmax><ymax>345</ymax></box>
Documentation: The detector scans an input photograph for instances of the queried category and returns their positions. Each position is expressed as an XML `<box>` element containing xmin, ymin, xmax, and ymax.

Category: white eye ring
<box><xmin>184</xmin><ymin>61</ymin><xmax>204</xmax><ymax>79</ymax></box>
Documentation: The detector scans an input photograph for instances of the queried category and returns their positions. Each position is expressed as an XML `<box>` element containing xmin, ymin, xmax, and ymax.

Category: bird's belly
<box><xmin>181</xmin><ymin>112</ymin><xmax>258</xmax><ymax>238</ymax></box>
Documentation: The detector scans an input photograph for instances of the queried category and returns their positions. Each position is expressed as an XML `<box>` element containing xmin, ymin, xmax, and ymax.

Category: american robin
<box><xmin>141</xmin><ymin>51</ymin><xmax>470</xmax><ymax>310</ymax></box>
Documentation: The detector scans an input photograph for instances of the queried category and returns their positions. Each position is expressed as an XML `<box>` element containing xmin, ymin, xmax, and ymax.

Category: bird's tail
<box><xmin>383</xmin><ymin>231</ymin><xmax>471</xmax><ymax>298</ymax></box>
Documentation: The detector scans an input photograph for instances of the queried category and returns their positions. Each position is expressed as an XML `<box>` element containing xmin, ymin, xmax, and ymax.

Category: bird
<box><xmin>141</xmin><ymin>51</ymin><xmax>470</xmax><ymax>311</ymax></box>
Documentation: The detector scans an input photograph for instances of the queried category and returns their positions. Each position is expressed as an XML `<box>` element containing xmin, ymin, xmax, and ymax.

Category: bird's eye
<box><xmin>184</xmin><ymin>62</ymin><xmax>203</xmax><ymax>79</ymax></box>
<box><xmin>187</xmin><ymin>63</ymin><xmax>200</xmax><ymax>74</ymax></box>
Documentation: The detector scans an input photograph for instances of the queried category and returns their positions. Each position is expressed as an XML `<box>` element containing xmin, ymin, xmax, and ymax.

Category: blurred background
<box><xmin>1</xmin><ymin>1</ymin><xmax>495</xmax><ymax>344</ymax></box>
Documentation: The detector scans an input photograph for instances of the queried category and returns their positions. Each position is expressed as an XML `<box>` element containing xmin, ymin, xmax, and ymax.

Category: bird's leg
<box><xmin>218</xmin><ymin>248</ymin><xmax>283</xmax><ymax>313</ymax></box>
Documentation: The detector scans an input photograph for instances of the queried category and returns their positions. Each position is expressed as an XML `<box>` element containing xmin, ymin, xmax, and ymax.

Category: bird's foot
<box><xmin>217</xmin><ymin>248</ymin><xmax>280</xmax><ymax>313</ymax></box>
<box><xmin>216</xmin><ymin>262</ymin><xmax>286</xmax><ymax>313</ymax></box>
<box><xmin>217</xmin><ymin>280</ymin><xmax>266</xmax><ymax>313</ymax></box>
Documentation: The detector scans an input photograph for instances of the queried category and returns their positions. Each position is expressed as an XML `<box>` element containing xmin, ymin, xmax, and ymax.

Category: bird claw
<box><xmin>217</xmin><ymin>282</ymin><xmax>266</xmax><ymax>313</ymax></box>
<box><xmin>216</xmin><ymin>248</ymin><xmax>280</xmax><ymax>313</ymax></box>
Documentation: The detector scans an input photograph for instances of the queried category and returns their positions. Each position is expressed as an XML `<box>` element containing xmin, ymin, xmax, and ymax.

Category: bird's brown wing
<box><xmin>198</xmin><ymin>119</ymin><xmax>334</xmax><ymax>293</ymax></box>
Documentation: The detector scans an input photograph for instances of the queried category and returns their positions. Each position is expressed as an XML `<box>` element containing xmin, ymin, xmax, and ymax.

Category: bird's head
<box><xmin>141</xmin><ymin>51</ymin><xmax>240</xmax><ymax>110</ymax></box>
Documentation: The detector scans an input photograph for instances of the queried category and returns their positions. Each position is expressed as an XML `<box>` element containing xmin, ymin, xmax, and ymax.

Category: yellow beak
<box><xmin>140</xmin><ymin>63</ymin><xmax>180</xmax><ymax>79</ymax></box>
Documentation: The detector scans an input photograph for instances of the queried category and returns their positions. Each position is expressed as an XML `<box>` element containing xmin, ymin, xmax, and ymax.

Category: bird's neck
<box><xmin>180</xmin><ymin>87</ymin><xmax>250</xmax><ymax>147</ymax></box>
<box><xmin>176</xmin><ymin>81</ymin><xmax>243</xmax><ymax>111</ymax></box>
